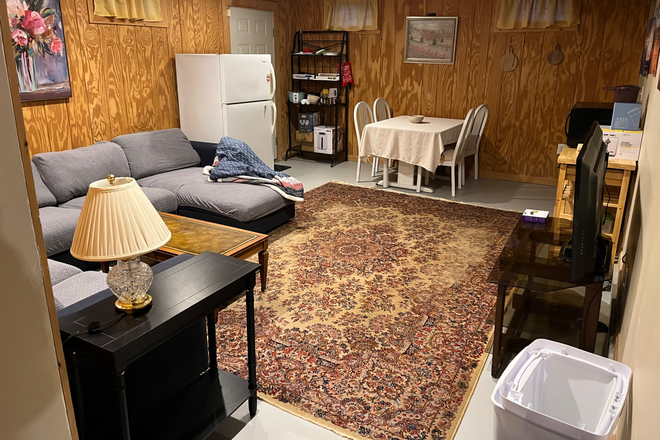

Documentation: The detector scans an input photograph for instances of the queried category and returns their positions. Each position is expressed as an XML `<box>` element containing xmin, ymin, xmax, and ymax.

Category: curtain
<box><xmin>497</xmin><ymin>0</ymin><xmax>580</xmax><ymax>29</ymax></box>
<box><xmin>94</xmin><ymin>0</ymin><xmax>163</xmax><ymax>22</ymax></box>
<box><xmin>324</xmin><ymin>0</ymin><xmax>378</xmax><ymax>32</ymax></box>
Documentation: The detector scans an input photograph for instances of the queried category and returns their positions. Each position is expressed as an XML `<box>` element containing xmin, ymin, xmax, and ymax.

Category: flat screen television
<box><xmin>567</xmin><ymin>122</ymin><xmax>611</xmax><ymax>280</ymax></box>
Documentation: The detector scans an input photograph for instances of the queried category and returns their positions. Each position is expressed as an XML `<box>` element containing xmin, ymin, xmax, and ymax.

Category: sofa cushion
<box><xmin>138</xmin><ymin>168</ymin><xmax>287</xmax><ymax>222</ymax></box>
<box><xmin>32</xmin><ymin>142</ymin><xmax>131</xmax><ymax>204</ymax></box>
<box><xmin>31</xmin><ymin>162</ymin><xmax>58</xmax><ymax>208</ymax></box>
<box><xmin>112</xmin><ymin>129</ymin><xmax>201</xmax><ymax>180</ymax></box>
<box><xmin>60</xmin><ymin>187</ymin><xmax>178</xmax><ymax>213</ymax></box>
<box><xmin>48</xmin><ymin>259</ymin><xmax>83</xmax><ymax>285</ymax></box>
<box><xmin>39</xmin><ymin>207</ymin><xmax>81</xmax><ymax>257</ymax></box>
<box><xmin>53</xmin><ymin>272</ymin><xmax>108</xmax><ymax>311</ymax></box>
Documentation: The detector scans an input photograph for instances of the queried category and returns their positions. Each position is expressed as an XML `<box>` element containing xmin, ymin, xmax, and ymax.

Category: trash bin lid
<box><xmin>493</xmin><ymin>339</ymin><xmax>631</xmax><ymax>440</ymax></box>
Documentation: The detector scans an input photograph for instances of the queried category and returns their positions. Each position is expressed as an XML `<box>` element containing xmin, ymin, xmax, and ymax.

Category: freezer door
<box><xmin>176</xmin><ymin>54</ymin><xmax>225</xmax><ymax>143</ymax></box>
<box><xmin>220</xmin><ymin>54</ymin><xmax>274</xmax><ymax>104</ymax></box>
<box><xmin>223</xmin><ymin>101</ymin><xmax>275</xmax><ymax>168</ymax></box>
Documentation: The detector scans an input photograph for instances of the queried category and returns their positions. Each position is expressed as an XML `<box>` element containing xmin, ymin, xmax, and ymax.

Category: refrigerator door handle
<box><xmin>269</xmin><ymin>63</ymin><xmax>277</xmax><ymax>100</ymax></box>
<box><xmin>270</xmin><ymin>101</ymin><xmax>277</xmax><ymax>135</ymax></box>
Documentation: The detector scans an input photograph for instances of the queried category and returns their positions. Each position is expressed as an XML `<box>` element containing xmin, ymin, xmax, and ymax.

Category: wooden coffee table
<box><xmin>143</xmin><ymin>213</ymin><xmax>269</xmax><ymax>291</ymax></box>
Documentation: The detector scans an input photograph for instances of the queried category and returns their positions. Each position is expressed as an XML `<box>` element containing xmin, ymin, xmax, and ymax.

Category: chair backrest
<box><xmin>354</xmin><ymin>101</ymin><xmax>374</xmax><ymax>149</ymax></box>
<box><xmin>465</xmin><ymin>104</ymin><xmax>489</xmax><ymax>154</ymax></box>
<box><xmin>454</xmin><ymin>108</ymin><xmax>477</xmax><ymax>164</ymax></box>
<box><xmin>373</xmin><ymin>98</ymin><xmax>392</xmax><ymax>122</ymax></box>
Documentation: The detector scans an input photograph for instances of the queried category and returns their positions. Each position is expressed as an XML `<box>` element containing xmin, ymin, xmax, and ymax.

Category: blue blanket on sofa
<box><xmin>205</xmin><ymin>137</ymin><xmax>304</xmax><ymax>202</ymax></box>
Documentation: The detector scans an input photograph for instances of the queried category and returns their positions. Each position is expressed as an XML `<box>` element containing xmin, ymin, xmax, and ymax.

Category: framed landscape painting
<box><xmin>404</xmin><ymin>16</ymin><xmax>458</xmax><ymax>65</ymax></box>
<box><xmin>6</xmin><ymin>0</ymin><xmax>72</xmax><ymax>101</ymax></box>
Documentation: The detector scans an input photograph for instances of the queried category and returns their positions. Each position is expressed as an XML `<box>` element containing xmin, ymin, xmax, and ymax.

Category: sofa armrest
<box><xmin>190</xmin><ymin>141</ymin><xmax>217</xmax><ymax>167</ymax></box>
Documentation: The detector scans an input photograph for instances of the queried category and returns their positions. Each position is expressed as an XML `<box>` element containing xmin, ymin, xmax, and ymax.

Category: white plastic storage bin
<box><xmin>492</xmin><ymin>339</ymin><xmax>630</xmax><ymax>440</ymax></box>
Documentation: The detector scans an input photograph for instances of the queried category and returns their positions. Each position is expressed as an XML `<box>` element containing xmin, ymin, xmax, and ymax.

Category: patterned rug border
<box><xmin>257</xmin><ymin>344</ymin><xmax>492</xmax><ymax>440</ymax></box>
<box><xmin>329</xmin><ymin>180</ymin><xmax>523</xmax><ymax>214</ymax></box>
<box><xmin>248</xmin><ymin>182</ymin><xmax>512</xmax><ymax>440</ymax></box>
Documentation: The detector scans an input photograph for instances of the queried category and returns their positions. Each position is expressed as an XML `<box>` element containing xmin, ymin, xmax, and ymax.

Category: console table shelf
<box><xmin>59</xmin><ymin>252</ymin><xmax>260</xmax><ymax>440</ymax></box>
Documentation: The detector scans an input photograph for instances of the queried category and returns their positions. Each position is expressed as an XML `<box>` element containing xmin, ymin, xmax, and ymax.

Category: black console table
<box><xmin>59</xmin><ymin>252</ymin><xmax>260</xmax><ymax>440</ymax></box>
<box><xmin>488</xmin><ymin>217</ymin><xmax>612</xmax><ymax>378</ymax></box>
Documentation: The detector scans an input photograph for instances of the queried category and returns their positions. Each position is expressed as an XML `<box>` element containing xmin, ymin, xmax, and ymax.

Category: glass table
<box><xmin>488</xmin><ymin>217</ymin><xmax>612</xmax><ymax>377</ymax></box>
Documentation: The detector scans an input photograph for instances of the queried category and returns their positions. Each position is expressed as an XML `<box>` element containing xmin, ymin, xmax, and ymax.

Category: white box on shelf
<box><xmin>314</xmin><ymin>125</ymin><xmax>344</xmax><ymax>154</ymax></box>
<box><xmin>600</xmin><ymin>126</ymin><xmax>643</xmax><ymax>161</ymax></box>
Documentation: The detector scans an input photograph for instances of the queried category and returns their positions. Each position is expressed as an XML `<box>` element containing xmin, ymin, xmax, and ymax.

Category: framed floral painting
<box><xmin>404</xmin><ymin>16</ymin><xmax>458</xmax><ymax>65</ymax></box>
<box><xmin>6</xmin><ymin>0</ymin><xmax>71</xmax><ymax>101</ymax></box>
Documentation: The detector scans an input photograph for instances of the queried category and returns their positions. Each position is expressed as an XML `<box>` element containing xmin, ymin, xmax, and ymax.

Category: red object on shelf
<box><xmin>340</xmin><ymin>62</ymin><xmax>354</xmax><ymax>88</ymax></box>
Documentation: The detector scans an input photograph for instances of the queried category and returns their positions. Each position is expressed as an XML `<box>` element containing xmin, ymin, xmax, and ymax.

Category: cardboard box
<box><xmin>298</xmin><ymin>112</ymin><xmax>321</xmax><ymax>133</ymax></box>
<box><xmin>314</xmin><ymin>125</ymin><xmax>344</xmax><ymax>154</ymax></box>
<box><xmin>601</xmin><ymin>127</ymin><xmax>643</xmax><ymax>161</ymax></box>
<box><xmin>611</xmin><ymin>102</ymin><xmax>642</xmax><ymax>130</ymax></box>
<box><xmin>295</xmin><ymin>131</ymin><xmax>314</xmax><ymax>142</ymax></box>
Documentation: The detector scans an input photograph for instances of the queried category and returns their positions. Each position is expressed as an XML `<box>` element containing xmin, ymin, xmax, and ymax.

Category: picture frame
<box><xmin>404</xmin><ymin>16</ymin><xmax>458</xmax><ymax>65</ymax></box>
<box><xmin>6</xmin><ymin>0</ymin><xmax>72</xmax><ymax>102</ymax></box>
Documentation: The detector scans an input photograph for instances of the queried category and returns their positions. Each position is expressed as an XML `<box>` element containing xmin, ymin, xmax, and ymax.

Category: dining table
<box><xmin>360</xmin><ymin>116</ymin><xmax>464</xmax><ymax>193</ymax></box>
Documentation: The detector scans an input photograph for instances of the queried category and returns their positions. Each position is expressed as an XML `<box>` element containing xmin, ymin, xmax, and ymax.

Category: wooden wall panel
<box><xmin>507</xmin><ymin>33</ymin><xmax>544</xmax><ymax>177</ymax></box>
<box><xmin>22</xmin><ymin>0</ymin><xmax>649</xmax><ymax>186</ymax></box>
<box><xmin>290</xmin><ymin>0</ymin><xmax>648</xmax><ymax>183</ymax></box>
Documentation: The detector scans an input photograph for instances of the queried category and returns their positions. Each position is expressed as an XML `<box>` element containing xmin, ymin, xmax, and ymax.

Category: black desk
<box><xmin>59</xmin><ymin>252</ymin><xmax>260</xmax><ymax>440</ymax></box>
<box><xmin>488</xmin><ymin>218</ymin><xmax>611</xmax><ymax>378</ymax></box>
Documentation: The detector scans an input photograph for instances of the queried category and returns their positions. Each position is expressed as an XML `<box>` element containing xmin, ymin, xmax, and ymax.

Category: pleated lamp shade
<box><xmin>71</xmin><ymin>177</ymin><xmax>172</xmax><ymax>262</ymax></box>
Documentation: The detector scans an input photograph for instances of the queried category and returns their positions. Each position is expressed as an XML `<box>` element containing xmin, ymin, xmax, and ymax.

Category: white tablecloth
<box><xmin>360</xmin><ymin>116</ymin><xmax>464</xmax><ymax>171</ymax></box>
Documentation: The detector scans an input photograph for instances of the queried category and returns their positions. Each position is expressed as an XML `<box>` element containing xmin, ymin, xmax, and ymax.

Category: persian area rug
<box><xmin>215</xmin><ymin>182</ymin><xmax>519</xmax><ymax>440</ymax></box>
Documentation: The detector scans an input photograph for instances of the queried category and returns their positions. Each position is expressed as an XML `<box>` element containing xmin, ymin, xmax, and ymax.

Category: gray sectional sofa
<box><xmin>32</xmin><ymin>129</ymin><xmax>295</xmax><ymax>267</ymax></box>
<box><xmin>48</xmin><ymin>259</ymin><xmax>108</xmax><ymax>311</ymax></box>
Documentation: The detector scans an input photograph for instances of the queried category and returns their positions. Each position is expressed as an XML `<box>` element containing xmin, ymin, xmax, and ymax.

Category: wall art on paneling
<box><xmin>6</xmin><ymin>0</ymin><xmax>72</xmax><ymax>101</ymax></box>
<box><xmin>404</xmin><ymin>16</ymin><xmax>458</xmax><ymax>65</ymax></box>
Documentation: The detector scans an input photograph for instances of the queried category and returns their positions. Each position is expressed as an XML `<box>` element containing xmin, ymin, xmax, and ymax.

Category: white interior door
<box><xmin>224</xmin><ymin>101</ymin><xmax>276</xmax><ymax>168</ymax></box>
<box><xmin>230</xmin><ymin>7</ymin><xmax>277</xmax><ymax>160</ymax></box>
<box><xmin>229</xmin><ymin>7</ymin><xmax>275</xmax><ymax>57</ymax></box>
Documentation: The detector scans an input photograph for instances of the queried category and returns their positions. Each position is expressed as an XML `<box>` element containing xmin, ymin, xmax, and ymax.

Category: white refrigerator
<box><xmin>175</xmin><ymin>54</ymin><xmax>277</xmax><ymax>168</ymax></box>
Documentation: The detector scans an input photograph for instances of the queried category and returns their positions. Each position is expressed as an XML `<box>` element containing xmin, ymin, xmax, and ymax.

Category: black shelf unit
<box><xmin>285</xmin><ymin>31</ymin><xmax>349</xmax><ymax>167</ymax></box>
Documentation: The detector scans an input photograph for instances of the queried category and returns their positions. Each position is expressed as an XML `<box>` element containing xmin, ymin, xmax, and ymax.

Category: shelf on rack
<box><xmin>291</xmin><ymin>53</ymin><xmax>347</xmax><ymax>57</ymax></box>
<box><xmin>287</xmin><ymin>102</ymin><xmax>347</xmax><ymax>107</ymax></box>
<box><xmin>292</xmin><ymin>77</ymin><xmax>340</xmax><ymax>82</ymax></box>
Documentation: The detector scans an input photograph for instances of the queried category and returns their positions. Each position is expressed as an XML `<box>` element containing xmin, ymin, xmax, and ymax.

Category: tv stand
<box><xmin>488</xmin><ymin>217</ymin><xmax>613</xmax><ymax>378</ymax></box>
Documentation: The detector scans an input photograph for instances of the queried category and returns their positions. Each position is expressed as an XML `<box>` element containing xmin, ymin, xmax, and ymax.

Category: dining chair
<box><xmin>354</xmin><ymin>101</ymin><xmax>375</xmax><ymax>183</ymax></box>
<box><xmin>436</xmin><ymin>108</ymin><xmax>476</xmax><ymax>197</ymax></box>
<box><xmin>371</xmin><ymin>98</ymin><xmax>393</xmax><ymax>177</ymax></box>
<box><xmin>460</xmin><ymin>104</ymin><xmax>489</xmax><ymax>184</ymax></box>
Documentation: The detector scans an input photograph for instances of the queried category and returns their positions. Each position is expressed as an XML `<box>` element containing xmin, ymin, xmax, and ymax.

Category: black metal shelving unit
<box><xmin>285</xmin><ymin>31</ymin><xmax>349</xmax><ymax>167</ymax></box>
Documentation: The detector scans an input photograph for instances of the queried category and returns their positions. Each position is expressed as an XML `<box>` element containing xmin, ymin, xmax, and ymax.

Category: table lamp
<box><xmin>71</xmin><ymin>175</ymin><xmax>172</xmax><ymax>313</ymax></box>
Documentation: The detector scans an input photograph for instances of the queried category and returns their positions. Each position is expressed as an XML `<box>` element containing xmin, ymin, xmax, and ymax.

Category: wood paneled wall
<box><xmin>23</xmin><ymin>0</ymin><xmax>648</xmax><ymax>185</ymax></box>
<box><xmin>22</xmin><ymin>0</ymin><xmax>294</xmax><ymax>160</ymax></box>
<box><xmin>289</xmin><ymin>0</ymin><xmax>649</xmax><ymax>184</ymax></box>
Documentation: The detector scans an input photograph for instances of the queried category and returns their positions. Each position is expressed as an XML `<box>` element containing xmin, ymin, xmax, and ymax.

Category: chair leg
<box><xmin>356</xmin><ymin>156</ymin><xmax>362</xmax><ymax>183</ymax></box>
<box><xmin>372</xmin><ymin>157</ymin><xmax>379</xmax><ymax>177</ymax></box>
<box><xmin>462</xmin><ymin>159</ymin><xmax>466</xmax><ymax>186</ymax></box>
<box><xmin>451</xmin><ymin>165</ymin><xmax>456</xmax><ymax>197</ymax></box>
<box><xmin>474</xmin><ymin>152</ymin><xmax>479</xmax><ymax>180</ymax></box>
<box><xmin>458</xmin><ymin>163</ymin><xmax>462</xmax><ymax>190</ymax></box>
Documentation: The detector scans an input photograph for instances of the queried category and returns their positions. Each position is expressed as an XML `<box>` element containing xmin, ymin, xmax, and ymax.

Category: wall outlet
<box><xmin>557</xmin><ymin>143</ymin><xmax>566</xmax><ymax>154</ymax></box>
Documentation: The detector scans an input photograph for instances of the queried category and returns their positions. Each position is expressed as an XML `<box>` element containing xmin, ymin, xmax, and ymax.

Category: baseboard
<box><xmin>479</xmin><ymin>170</ymin><xmax>556</xmax><ymax>186</ymax></box>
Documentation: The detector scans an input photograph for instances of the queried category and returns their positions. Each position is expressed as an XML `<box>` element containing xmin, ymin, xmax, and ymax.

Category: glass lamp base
<box><xmin>107</xmin><ymin>257</ymin><xmax>154</xmax><ymax>314</ymax></box>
